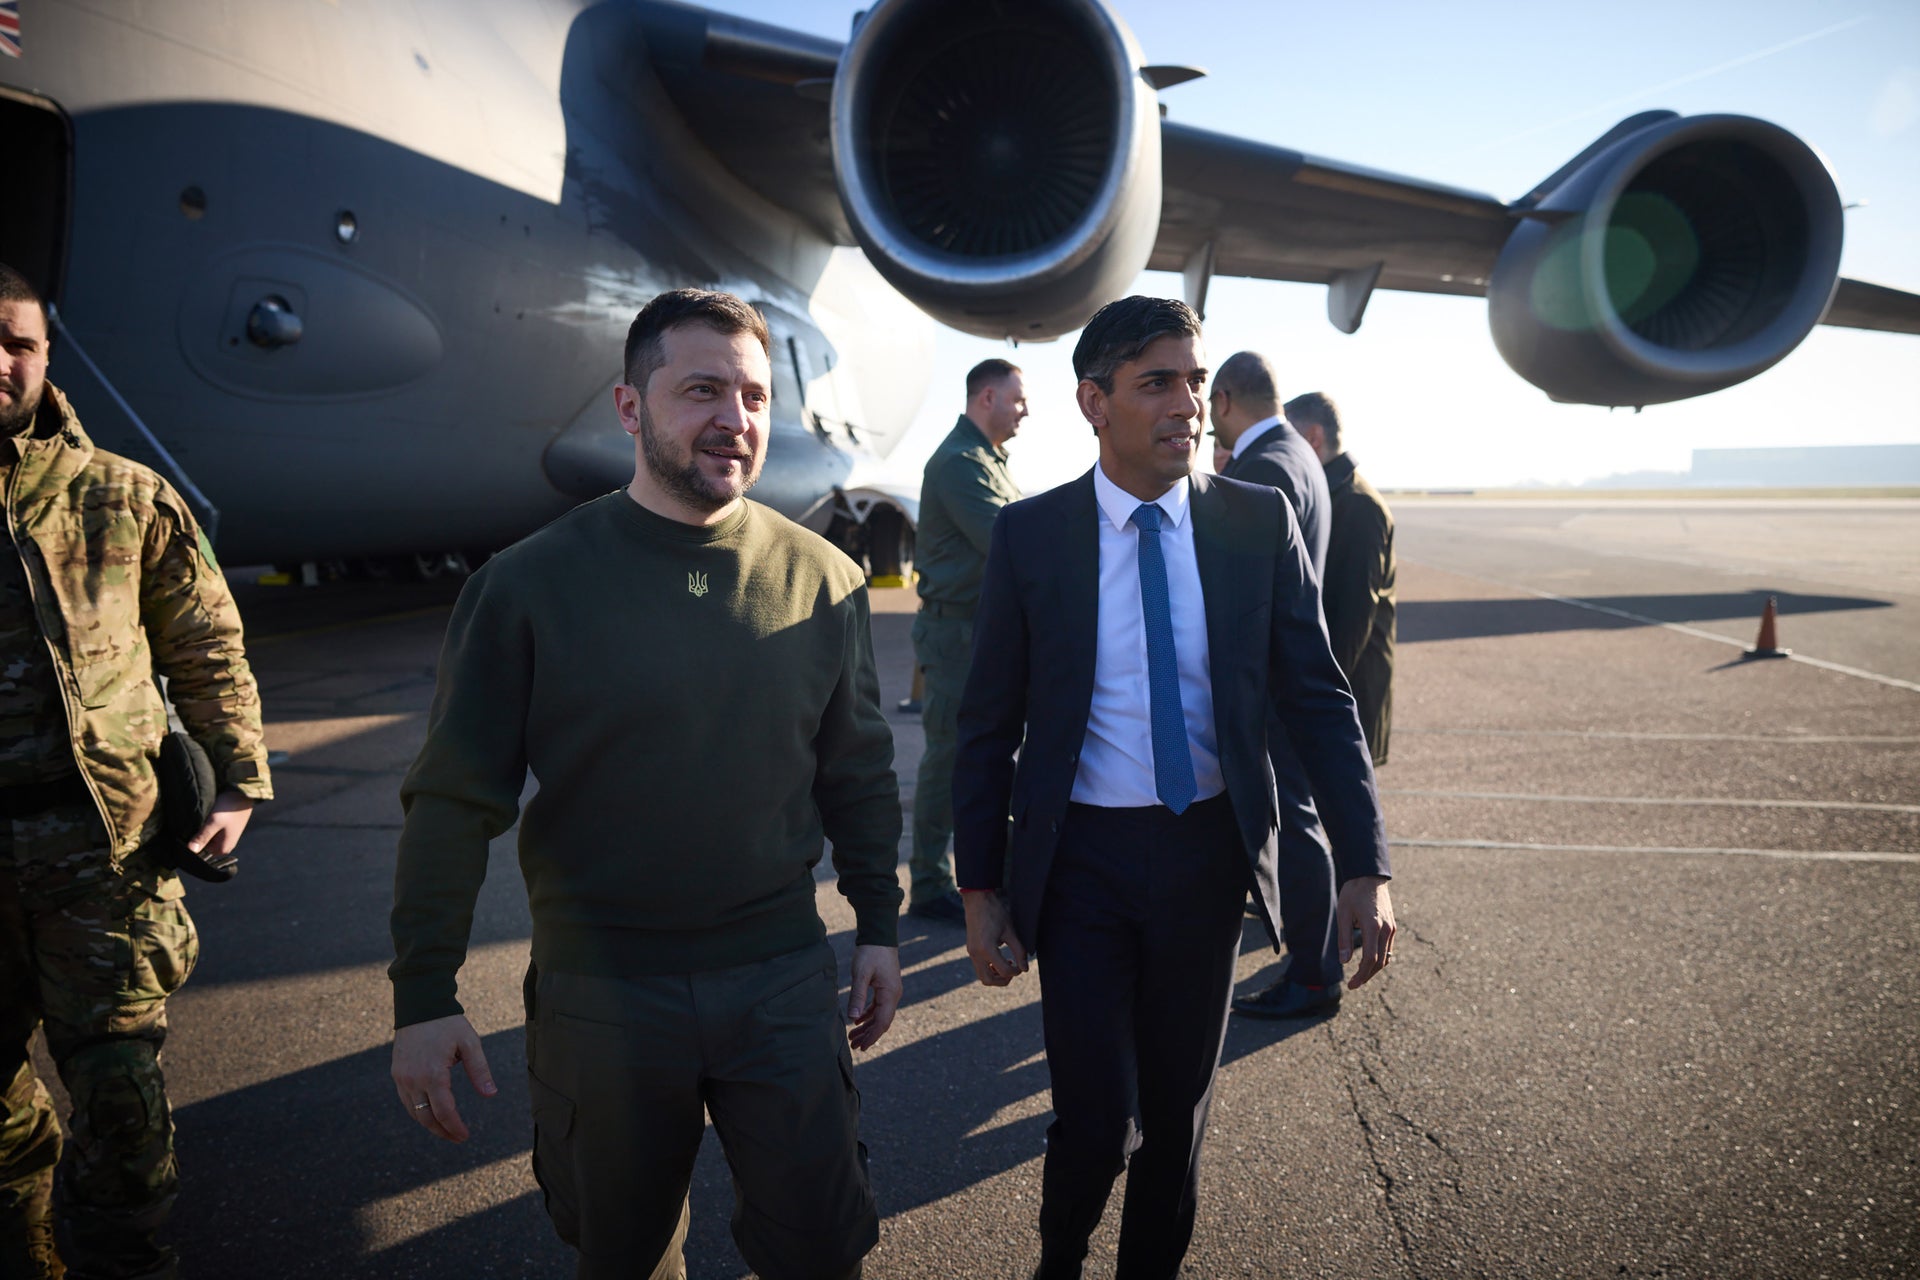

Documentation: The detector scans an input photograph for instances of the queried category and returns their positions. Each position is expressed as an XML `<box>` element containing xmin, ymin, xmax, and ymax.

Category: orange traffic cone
<box><xmin>1742</xmin><ymin>595</ymin><xmax>1791</xmax><ymax>660</ymax></box>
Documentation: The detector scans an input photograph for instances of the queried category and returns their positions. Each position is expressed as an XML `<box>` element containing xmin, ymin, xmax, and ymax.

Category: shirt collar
<box><xmin>1093</xmin><ymin>462</ymin><xmax>1190</xmax><ymax>534</ymax></box>
<box><xmin>1230</xmin><ymin>414</ymin><xmax>1283</xmax><ymax>460</ymax></box>
<box><xmin>956</xmin><ymin>414</ymin><xmax>1007</xmax><ymax>460</ymax></box>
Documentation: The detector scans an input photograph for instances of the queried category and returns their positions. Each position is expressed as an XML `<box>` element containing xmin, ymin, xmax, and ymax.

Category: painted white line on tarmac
<box><xmin>1413</xmin><ymin>563</ymin><xmax>1920</xmax><ymax>693</ymax></box>
<box><xmin>1400</xmin><ymin>728</ymin><xmax>1920</xmax><ymax>744</ymax></box>
<box><xmin>1396</xmin><ymin>838</ymin><xmax>1920</xmax><ymax>864</ymax></box>
<box><xmin>1384</xmin><ymin>789</ymin><xmax>1920</xmax><ymax>814</ymax></box>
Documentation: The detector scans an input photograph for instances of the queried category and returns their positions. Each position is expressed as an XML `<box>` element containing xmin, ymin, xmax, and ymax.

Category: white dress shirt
<box><xmin>1230</xmin><ymin>414</ymin><xmax>1284</xmax><ymax>461</ymax></box>
<box><xmin>1072</xmin><ymin>465</ymin><xmax>1226</xmax><ymax>808</ymax></box>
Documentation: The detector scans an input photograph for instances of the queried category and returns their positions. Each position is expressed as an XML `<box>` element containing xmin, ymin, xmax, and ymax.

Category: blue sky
<box><xmin>717</xmin><ymin>0</ymin><xmax>1920</xmax><ymax>490</ymax></box>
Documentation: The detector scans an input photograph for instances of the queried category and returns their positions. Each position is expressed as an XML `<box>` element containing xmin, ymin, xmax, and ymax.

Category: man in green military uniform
<box><xmin>0</xmin><ymin>264</ymin><xmax>273</xmax><ymax>1279</ymax></box>
<box><xmin>907</xmin><ymin>359</ymin><xmax>1026</xmax><ymax>924</ymax></box>
<box><xmin>1285</xmin><ymin>392</ymin><xmax>1396</xmax><ymax>765</ymax></box>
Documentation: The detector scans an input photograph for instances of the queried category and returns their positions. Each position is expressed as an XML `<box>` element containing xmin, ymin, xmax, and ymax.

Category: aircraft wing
<box><xmin>632</xmin><ymin>2</ymin><xmax>1920</xmax><ymax>347</ymax></box>
<box><xmin>1821</xmin><ymin>278</ymin><xmax>1920</xmax><ymax>335</ymax></box>
<box><xmin>1149</xmin><ymin>122</ymin><xmax>1513</xmax><ymax>330</ymax></box>
<box><xmin>1151</xmin><ymin>121</ymin><xmax>1920</xmax><ymax>337</ymax></box>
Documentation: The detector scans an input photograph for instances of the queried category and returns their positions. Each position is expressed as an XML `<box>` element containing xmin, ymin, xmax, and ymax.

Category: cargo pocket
<box><xmin>127</xmin><ymin>894</ymin><xmax>198</xmax><ymax>1001</ymax></box>
<box><xmin>836</xmin><ymin>1039</ymin><xmax>864</xmax><ymax>1113</ymax></box>
<box><xmin>757</xmin><ymin>956</ymin><xmax>838</xmax><ymax>1024</ymax></box>
<box><xmin>527</xmin><ymin>1067</ymin><xmax>580</xmax><ymax>1246</ymax></box>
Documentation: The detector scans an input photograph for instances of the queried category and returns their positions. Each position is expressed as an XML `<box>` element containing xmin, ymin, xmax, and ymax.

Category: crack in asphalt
<box><xmin>1400</xmin><ymin>922</ymin><xmax>1446</xmax><ymax>984</ymax></box>
<box><xmin>1333</xmin><ymin>972</ymin><xmax>1469</xmax><ymax>1280</ymax></box>
<box><xmin>1333</xmin><ymin>1021</ymin><xmax>1422</xmax><ymax>1279</ymax></box>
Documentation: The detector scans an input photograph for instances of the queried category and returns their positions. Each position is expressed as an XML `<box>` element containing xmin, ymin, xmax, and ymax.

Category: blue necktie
<box><xmin>1132</xmin><ymin>503</ymin><xmax>1197</xmax><ymax>814</ymax></box>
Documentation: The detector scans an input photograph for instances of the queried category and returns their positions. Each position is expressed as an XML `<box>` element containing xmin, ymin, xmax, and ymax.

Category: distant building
<box><xmin>1688</xmin><ymin>444</ymin><xmax>1920</xmax><ymax>488</ymax></box>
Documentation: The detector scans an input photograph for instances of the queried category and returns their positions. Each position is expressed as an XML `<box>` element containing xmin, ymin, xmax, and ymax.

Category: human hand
<box><xmin>391</xmin><ymin>1014</ymin><xmax>497</xmax><ymax>1142</ymax></box>
<box><xmin>847</xmin><ymin>944</ymin><xmax>902</xmax><ymax>1051</ymax></box>
<box><xmin>187</xmin><ymin>791</ymin><xmax>254</xmax><ymax>858</ymax></box>
<box><xmin>1337</xmin><ymin>875</ymin><xmax>1396</xmax><ymax>989</ymax></box>
<box><xmin>963</xmin><ymin>891</ymin><xmax>1029</xmax><ymax>987</ymax></box>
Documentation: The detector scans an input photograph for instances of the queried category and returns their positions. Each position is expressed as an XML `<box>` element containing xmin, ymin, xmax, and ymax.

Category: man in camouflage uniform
<box><xmin>907</xmin><ymin>359</ymin><xmax>1026</xmax><ymax>924</ymax></box>
<box><xmin>0</xmin><ymin>264</ymin><xmax>272</xmax><ymax>1279</ymax></box>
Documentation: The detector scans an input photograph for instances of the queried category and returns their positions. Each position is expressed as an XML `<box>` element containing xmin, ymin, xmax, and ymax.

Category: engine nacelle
<box><xmin>830</xmin><ymin>0</ymin><xmax>1162</xmax><ymax>341</ymax></box>
<box><xmin>1488</xmin><ymin>114</ymin><xmax>1844</xmax><ymax>406</ymax></box>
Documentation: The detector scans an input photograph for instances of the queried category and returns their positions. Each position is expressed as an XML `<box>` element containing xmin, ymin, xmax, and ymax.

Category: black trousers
<box><xmin>1270</xmin><ymin>731</ymin><xmax>1341</xmax><ymax>988</ymax></box>
<box><xmin>1034</xmin><ymin>794</ymin><xmax>1247</xmax><ymax>1279</ymax></box>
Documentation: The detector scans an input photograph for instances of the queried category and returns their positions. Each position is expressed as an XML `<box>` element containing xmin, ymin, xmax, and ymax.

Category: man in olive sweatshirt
<box><xmin>388</xmin><ymin>290</ymin><xmax>904</xmax><ymax>1280</ymax></box>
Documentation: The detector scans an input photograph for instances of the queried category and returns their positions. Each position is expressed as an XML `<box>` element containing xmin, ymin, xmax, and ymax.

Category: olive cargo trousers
<box><xmin>909</xmin><ymin>610</ymin><xmax>972</xmax><ymax>907</ymax></box>
<box><xmin>524</xmin><ymin>941</ymin><xmax>875</xmax><ymax>1280</ymax></box>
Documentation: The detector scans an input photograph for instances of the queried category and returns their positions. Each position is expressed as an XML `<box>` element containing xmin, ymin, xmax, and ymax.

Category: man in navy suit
<box><xmin>953</xmin><ymin>297</ymin><xmax>1395</xmax><ymax>1279</ymax></box>
<box><xmin>1210</xmin><ymin>351</ymin><xmax>1348</xmax><ymax>1021</ymax></box>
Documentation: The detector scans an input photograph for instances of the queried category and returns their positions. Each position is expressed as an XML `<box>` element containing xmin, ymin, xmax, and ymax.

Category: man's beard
<box><xmin>0</xmin><ymin>383</ymin><xmax>44</xmax><ymax>437</ymax></box>
<box><xmin>638</xmin><ymin>403</ymin><xmax>757</xmax><ymax>512</ymax></box>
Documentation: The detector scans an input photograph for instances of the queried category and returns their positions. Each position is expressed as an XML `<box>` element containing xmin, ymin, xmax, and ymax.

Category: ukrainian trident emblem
<box><xmin>688</xmin><ymin>571</ymin><xmax>709</xmax><ymax>598</ymax></box>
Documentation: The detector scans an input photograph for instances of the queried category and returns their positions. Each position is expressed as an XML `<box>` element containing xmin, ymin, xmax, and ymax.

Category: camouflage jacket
<box><xmin>3</xmin><ymin>384</ymin><xmax>272</xmax><ymax>859</ymax></box>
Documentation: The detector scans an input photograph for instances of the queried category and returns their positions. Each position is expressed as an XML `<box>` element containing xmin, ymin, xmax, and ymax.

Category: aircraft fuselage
<box><xmin>0</xmin><ymin>0</ymin><xmax>930</xmax><ymax>565</ymax></box>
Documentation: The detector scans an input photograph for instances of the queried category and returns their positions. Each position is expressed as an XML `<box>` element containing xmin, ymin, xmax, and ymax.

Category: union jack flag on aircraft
<box><xmin>0</xmin><ymin>1</ymin><xmax>20</xmax><ymax>58</ymax></box>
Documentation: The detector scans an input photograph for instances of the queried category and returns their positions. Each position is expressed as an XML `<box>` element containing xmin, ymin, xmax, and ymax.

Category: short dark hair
<box><xmin>1213</xmin><ymin>351</ymin><xmax>1279</xmax><ymax>414</ymax></box>
<box><xmin>1072</xmin><ymin>296</ymin><xmax>1202</xmax><ymax>393</ymax></box>
<box><xmin>0</xmin><ymin>262</ymin><xmax>49</xmax><ymax>333</ymax></box>
<box><xmin>965</xmin><ymin>358</ymin><xmax>1021</xmax><ymax>400</ymax></box>
<box><xmin>1284</xmin><ymin>391</ymin><xmax>1342</xmax><ymax>450</ymax></box>
<box><xmin>624</xmin><ymin>288</ymin><xmax>771</xmax><ymax>390</ymax></box>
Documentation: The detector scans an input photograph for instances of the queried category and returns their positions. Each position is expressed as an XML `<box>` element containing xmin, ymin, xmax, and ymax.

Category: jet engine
<box><xmin>829</xmin><ymin>0</ymin><xmax>1162</xmax><ymax>341</ymax></box>
<box><xmin>1488</xmin><ymin>114</ymin><xmax>1844</xmax><ymax>406</ymax></box>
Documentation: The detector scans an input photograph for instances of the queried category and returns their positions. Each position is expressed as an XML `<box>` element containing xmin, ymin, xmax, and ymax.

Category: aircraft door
<box><xmin>0</xmin><ymin>88</ymin><xmax>71</xmax><ymax>304</ymax></box>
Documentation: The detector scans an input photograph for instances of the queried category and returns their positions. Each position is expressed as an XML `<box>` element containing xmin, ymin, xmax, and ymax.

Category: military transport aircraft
<box><xmin>3</xmin><ymin>0</ymin><xmax>1917</xmax><ymax>574</ymax></box>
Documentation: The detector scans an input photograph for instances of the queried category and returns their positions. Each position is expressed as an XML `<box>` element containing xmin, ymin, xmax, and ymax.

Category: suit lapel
<box><xmin>1053</xmin><ymin>470</ymin><xmax>1101</xmax><ymax>740</ymax></box>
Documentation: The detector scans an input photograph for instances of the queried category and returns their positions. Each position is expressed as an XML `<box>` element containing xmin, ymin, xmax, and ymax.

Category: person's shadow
<box><xmin>166</xmin><ymin>914</ymin><xmax>1316</xmax><ymax>1277</ymax></box>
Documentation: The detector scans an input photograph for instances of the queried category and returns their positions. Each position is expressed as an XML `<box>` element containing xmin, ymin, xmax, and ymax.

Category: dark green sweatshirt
<box><xmin>389</xmin><ymin>492</ymin><xmax>903</xmax><ymax>1028</ymax></box>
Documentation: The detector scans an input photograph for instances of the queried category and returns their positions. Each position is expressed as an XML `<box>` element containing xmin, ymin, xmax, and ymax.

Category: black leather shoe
<box><xmin>1232</xmin><ymin>977</ymin><xmax>1341</xmax><ymax>1019</ymax></box>
<box><xmin>1032</xmin><ymin>1258</ymin><xmax>1084</xmax><ymax>1280</ymax></box>
<box><xmin>907</xmin><ymin>890</ymin><xmax>966</xmax><ymax>925</ymax></box>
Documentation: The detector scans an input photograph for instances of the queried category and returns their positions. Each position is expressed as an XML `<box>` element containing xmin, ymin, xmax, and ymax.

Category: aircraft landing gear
<box><xmin>822</xmin><ymin>495</ymin><xmax>913</xmax><ymax>588</ymax></box>
<box><xmin>864</xmin><ymin>503</ymin><xmax>911</xmax><ymax>588</ymax></box>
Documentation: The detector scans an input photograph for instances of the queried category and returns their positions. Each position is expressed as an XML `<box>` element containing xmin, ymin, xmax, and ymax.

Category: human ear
<box><xmin>613</xmin><ymin>384</ymin><xmax>642</xmax><ymax>437</ymax></box>
<box><xmin>1076</xmin><ymin>379</ymin><xmax>1106</xmax><ymax>432</ymax></box>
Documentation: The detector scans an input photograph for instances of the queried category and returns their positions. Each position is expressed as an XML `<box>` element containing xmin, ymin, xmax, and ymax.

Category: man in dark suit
<box><xmin>1209</xmin><ymin>350</ymin><xmax>1329</xmax><ymax>571</ymax></box>
<box><xmin>953</xmin><ymin>297</ymin><xmax>1395</xmax><ymax>1280</ymax></box>
<box><xmin>1208</xmin><ymin>351</ymin><xmax>1348</xmax><ymax>1021</ymax></box>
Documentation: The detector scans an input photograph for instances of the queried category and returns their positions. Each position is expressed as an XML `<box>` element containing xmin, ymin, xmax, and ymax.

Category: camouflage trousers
<box><xmin>1</xmin><ymin>796</ymin><xmax>196</xmax><ymax>1280</ymax></box>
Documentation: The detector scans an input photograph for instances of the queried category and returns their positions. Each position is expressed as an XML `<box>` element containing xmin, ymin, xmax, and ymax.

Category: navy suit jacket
<box><xmin>1223</xmin><ymin>420</ymin><xmax>1331</xmax><ymax>580</ymax></box>
<box><xmin>952</xmin><ymin>469</ymin><xmax>1390</xmax><ymax>953</ymax></box>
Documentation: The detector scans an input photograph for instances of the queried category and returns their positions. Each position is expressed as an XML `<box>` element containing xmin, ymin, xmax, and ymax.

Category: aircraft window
<box><xmin>335</xmin><ymin>210</ymin><xmax>359</xmax><ymax>244</ymax></box>
<box><xmin>772</xmin><ymin>335</ymin><xmax>803</xmax><ymax>421</ymax></box>
<box><xmin>788</xmin><ymin>338</ymin><xmax>834</xmax><ymax>441</ymax></box>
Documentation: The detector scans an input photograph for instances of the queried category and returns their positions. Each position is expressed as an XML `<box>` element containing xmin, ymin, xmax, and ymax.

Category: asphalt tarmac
<box><xmin>33</xmin><ymin>498</ymin><xmax>1918</xmax><ymax>1278</ymax></box>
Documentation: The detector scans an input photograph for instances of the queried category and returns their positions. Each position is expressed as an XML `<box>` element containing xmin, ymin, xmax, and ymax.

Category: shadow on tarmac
<box><xmin>170</xmin><ymin>906</ymin><xmax>1320</xmax><ymax>1277</ymax></box>
<box><xmin>1399</xmin><ymin>588</ymin><xmax>1889</xmax><ymax>643</ymax></box>
<box><xmin>181</xmin><ymin>830</ymin><xmax>532</xmax><ymax>991</ymax></box>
